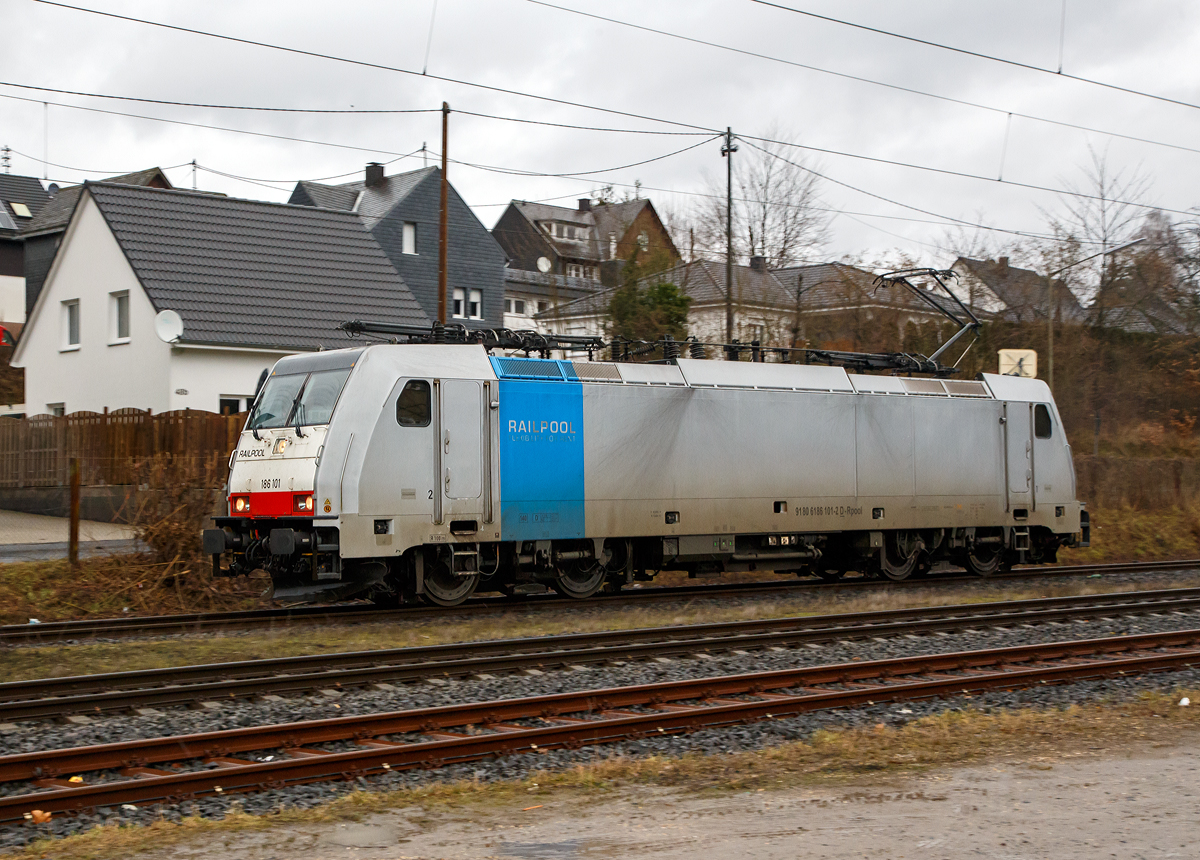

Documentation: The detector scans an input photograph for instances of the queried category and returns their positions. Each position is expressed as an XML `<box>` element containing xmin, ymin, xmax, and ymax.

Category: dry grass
<box><xmin>6</xmin><ymin>571</ymin><xmax>1200</xmax><ymax>683</ymax></box>
<box><xmin>1061</xmin><ymin>503</ymin><xmax>1200</xmax><ymax>564</ymax></box>
<box><xmin>0</xmin><ymin>556</ymin><xmax>265</xmax><ymax>628</ymax></box>
<box><xmin>10</xmin><ymin>687</ymin><xmax>1200</xmax><ymax>860</ymax></box>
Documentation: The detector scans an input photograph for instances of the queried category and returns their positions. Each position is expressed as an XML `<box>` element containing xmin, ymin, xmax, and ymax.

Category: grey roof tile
<box><xmin>291</xmin><ymin>167</ymin><xmax>437</xmax><ymax>228</ymax></box>
<box><xmin>86</xmin><ymin>183</ymin><xmax>427</xmax><ymax>350</ymax></box>
<box><xmin>21</xmin><ymin>167</ymin><xmax>172</xmax><ymax>236</ymax></box>
<box><xmin>0</xmin><ymin>174</ymin><xmax>49</xmax><ymax>234</ymax></box>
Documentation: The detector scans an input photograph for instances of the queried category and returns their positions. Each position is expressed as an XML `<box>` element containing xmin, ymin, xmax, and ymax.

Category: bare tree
<box><xmin>1041</xmin><ymin>146</ymin><xmax>1154</xmax><ymax>326</ymax></box>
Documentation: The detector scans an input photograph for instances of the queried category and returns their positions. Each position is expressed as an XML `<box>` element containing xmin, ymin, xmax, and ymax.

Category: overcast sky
<box><xmin>2</xmin><ymin>0</ymin><xmax>1197</xmax><ymax>267</ymax></box>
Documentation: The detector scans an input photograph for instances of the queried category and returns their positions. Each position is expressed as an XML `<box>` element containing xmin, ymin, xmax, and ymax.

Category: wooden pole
<box><xmin>721</xmin><ymin>128</ymin><xmax>737</xmax><ymax>345</ymax></box>
<box><xmin>438</xmin><ymin>102</ymin><xmax>450</xmax><ymax>324</ymax></box>
<box><xmin>68</xmin><ymin>456</ymin><xmax>80</xmax><ymax>568</ymax></box>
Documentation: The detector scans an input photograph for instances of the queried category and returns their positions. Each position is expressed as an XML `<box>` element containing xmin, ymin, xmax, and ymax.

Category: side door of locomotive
<box><xmin>1003</xmin><ymin>401</ymin><xmax>1032</xmax><ymax>511</ymax></box>
<box><xmin>435</xmin><ymin>378</ymin><xmax>494</xmax><ymax>528</ymax></box>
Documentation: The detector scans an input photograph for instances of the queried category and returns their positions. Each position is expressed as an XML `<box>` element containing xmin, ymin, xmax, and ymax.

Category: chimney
<box><xmin>998</xmin><ymin>256</ymin><xmax>1009</xmax><ymax>273</ymax></box>
<box><xmin>365</xmin><ymin>162</ymin><xmax>385</xmax><ymax>186</ymax></box>
<box><xmin>578</xmin><ymin>198</ymin><xmax>592</xmax><ymax>212</ymax></box>
<box><xmin>750</xmin><ymin>255</ymin><xmax>768</xmax><ymax>272</ymax></box>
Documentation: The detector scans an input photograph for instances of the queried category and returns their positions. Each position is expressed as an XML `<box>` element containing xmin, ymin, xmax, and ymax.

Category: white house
<box><xmin>12</xmin><ymin>182</ymin><xmax>427</xmax><ymax>416</ymax></box>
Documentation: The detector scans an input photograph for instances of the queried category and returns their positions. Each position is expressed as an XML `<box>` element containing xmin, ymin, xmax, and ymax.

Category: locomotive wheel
<box><xmin>421</xmin><ymin>565</ymin><xmax>480</xmax><ymax>606</ymax></box>
<box><xmin>965</xmin><ymin>544</ymin><xmax>1006</xmax><ymax>577</ymax></box>
<box><xmin>552</xmin><ymin>562</ymin><xmax>607</xmax><ymax>599</ymax></box>
<box><xmin>879</xmin><ymin>531</ymin><xmax>920</xmax><ymax>581</ymax></box>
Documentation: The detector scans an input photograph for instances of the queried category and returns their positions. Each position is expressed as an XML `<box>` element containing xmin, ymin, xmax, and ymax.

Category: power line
<box><xmin>740</xmin><ymin>131</ymin><xmax>1187</xmax><ymax>218</ymax></box>
<box><xmin>528</xmin><ymin>1</ymin><xmax>1200</xmax><ymax>158</ymax></box>
<box><xmin>23</xmin><ymin>2</ymin><xmax>1188</xmax><ymax>220</ymax></box>
<box><xmin>448</xmin><ymin>136</ymin><xmax>719</xmax><ymax>179</ymax></box>
<box><xmin>751</xmin><ymin>0</ymin><xmax>1200</xmax><ymax>113</ymax></box>
<box><xmin>6</xmin><ymin>147</ymin><xmax>191</xmax><ymax>176</ymax></box>
<box><xmin>0</xmin><ymin>91</ymin><xmax>416</xmax><ymax>157</ymax></box>
<box><xmin>0</xmin><ymin>80</ymin><xmax>439</xmax><ymax>114</ymax></box>
<box><xmin>0</xmin><ymin>81</ymin><xmax>709</xmax><ymax>136</ymax></box>
<box><xmin>738</xmin><ymin>137</ymin><xmax>1103</xmax><ymax>244</ymax></box>
<box><xmin>30</xmin><ymin>0</ymin><xmax>715</xmax><ymax>134</ymax></box>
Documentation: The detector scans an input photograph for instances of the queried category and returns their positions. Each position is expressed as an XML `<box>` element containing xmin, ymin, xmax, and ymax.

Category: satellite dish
<box><xmin>998</xmin><ymin>348</ymin><xmax>1037</xmax><ymax>378</ymax></box>
<box><xmin>154</xmin><ymin>309</ymin><xmax>184</xmax><ymax>343</ymax></box>
<box><xmin>47</xmin><ymin>183</ymin><xmax>60</xmax><ymax>197</ymax></box>
<box><xmin>536</xmin><ymin>256</ymin><xmax>552</xmax><ymax>273</ymax></box>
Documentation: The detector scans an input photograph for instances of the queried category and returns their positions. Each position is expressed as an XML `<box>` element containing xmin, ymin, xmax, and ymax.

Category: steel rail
<box><xmin>4</xmin><ymin>586</ymin><xmax>1200</xmax><ymax>722</ymax></box>
<box><xmin>3</xmin><ymin>558</ymin><xmax>1196</xmax><ymax>644</ymax></box>
<box><xmin>2</xmin><ymin>628</ymin><xmax>1198</xmax><ymax>822</ymax></box>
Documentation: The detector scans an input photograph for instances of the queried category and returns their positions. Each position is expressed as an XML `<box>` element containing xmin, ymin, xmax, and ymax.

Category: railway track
<box><xmin>5</xmin><ymin>585</ymin><xmax>1200</xmax><ymax>723</ymax></box>
<box><xmin>4</xmin><ymin>558</ymin><xmax>1197</xmax><ymax>645</ymax></box>
<box><xmin>3</xmin><ymin>627</ymin><xmax>1198</xmax><ymax>824</ymax></box>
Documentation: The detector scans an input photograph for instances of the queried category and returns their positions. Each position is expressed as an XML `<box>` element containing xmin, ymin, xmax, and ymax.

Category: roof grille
<box><xmin>943</xmin><ymin>380</ymin><xmax>990</xmax><ymax>398</ymax></box>
<box><xmin>571</xmin><ymin>362</ymin><xmax>621</xmax><ymax>382</ymax></box>
<box><xmin>491</xmin><ymin>357</ymin><xmax>565</xmax><ymax>380</ymax></box>
<box><xmin>902</xmin><ymin>378</ymin><xmax>947</xmax><ymax>396</ymax></box>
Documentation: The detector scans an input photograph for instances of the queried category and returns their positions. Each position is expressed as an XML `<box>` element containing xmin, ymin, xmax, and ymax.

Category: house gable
<box><xmin>368</xmin><ymin>169</ymin><xmax>507</xmax><ymax>327</ymax></box>
<box><xmin>12</xmin><ymin>193</ymin><xmax>172</xmax><ymax>414</ymax></box>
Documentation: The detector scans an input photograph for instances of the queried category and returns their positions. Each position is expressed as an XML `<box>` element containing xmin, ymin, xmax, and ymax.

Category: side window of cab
<box><xmin>396</xmin><ymin>380</ymin><xmax>432</xmax><ymax>427</ymax></box>
<box><xmin>1034</xmin><ymin>403</ymin><xmax>1053</xmax><ymax>439</ymax></box>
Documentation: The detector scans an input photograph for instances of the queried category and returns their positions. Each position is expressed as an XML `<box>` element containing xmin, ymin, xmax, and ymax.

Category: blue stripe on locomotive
<box><xmin>496</xmin><ymin>378</ymin><xmax>585</xmax><ymax>541</ymax></box>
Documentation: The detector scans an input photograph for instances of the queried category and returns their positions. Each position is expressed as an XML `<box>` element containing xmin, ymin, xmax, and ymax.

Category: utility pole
<box><xmin>438</xmin><ymin>103</ymin><xmax>450</xmax><ymax>324</ymax></box>
<box><xmin>721</xmin><ymin>128</ymin><xmax>737</xmax><ymax>345</ymax></box>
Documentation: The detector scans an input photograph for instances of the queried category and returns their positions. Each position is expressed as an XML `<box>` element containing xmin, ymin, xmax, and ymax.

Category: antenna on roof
<box><xmin>0</xmin><ymin>146</ymin><xmax>9</xmax><ymax>174</ymax></box>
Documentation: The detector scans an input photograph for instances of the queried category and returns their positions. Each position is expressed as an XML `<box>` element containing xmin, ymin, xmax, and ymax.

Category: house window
<box><xmin>48</xmin><ymin>403</ymin><xmax>65</xmax><ymax>417</ymax></box>
<box><xmin>402</xmin><ymin>222</ymin><xmax>417</xmax><ymax>255</ymax></box>
<box><xmin>468</xmin><ymin>289</ymin><xmax>482</xmax><ymax>320</ymax></box>
<box><xmin>219</xmin><ymin>398</ymin><xmax>242</xmax><ymax>416</ymax></box>
<box><xmin>110</xmin><ymin>291</ymin><xmax>130</xmax><ymax>344</ymax></box>
<box><xmin>513</xmin><ymin>299</ymin><xmax>525</xmax><ymax>315</ymax></box>
<box><xmin>453</xmin><ymin>288</ymin><xmax>465</xmax><ymax>319</ymax></box>
<box><xmin>608</xmin><ymin>232</ymin><xmax>617</xmax><ymax>258</ymax></box>
<box><xmin>61</xmin><ymin>300</ymin><xmax>80</xmax><ymax>350</ymax></box>
<box><xmin>638</xmin><ymin>231</ymin><xmax>649</xmax><ymax>250</ymax></box>
<box><xmin>537</xmin><ymin>300</ymin><xmax>549</xmax><ymax>314</ymax></box>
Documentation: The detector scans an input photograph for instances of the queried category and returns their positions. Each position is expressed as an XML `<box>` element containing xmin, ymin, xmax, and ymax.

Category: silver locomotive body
<box><xmin>206</xmin><ymin>344</ymin><xmax>1087</xmax><ymax>605</ymax></box>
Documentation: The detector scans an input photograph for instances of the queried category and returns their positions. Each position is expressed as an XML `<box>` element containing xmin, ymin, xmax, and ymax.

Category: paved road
<box><xmin>0</xmin><ymin>510</ymin><xmax>137</xmax><ymax>562</ymax></box>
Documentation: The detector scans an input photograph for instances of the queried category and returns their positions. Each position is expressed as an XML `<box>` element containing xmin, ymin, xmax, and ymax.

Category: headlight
<box><xmin>293</xmin><ymin>494</ymin><xmax>314</xmax><ymax>513</ymax></box>
<box><xmin>232</xmin><ymin>496</ymin><xmax>250</xmax><ymax>514</ymax></box>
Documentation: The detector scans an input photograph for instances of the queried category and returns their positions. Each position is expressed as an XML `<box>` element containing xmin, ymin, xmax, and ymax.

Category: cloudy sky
<box><xmin>2</xmin><ymin>0</ymin><xmax>1196</xmax><ymax>266</ymax></box>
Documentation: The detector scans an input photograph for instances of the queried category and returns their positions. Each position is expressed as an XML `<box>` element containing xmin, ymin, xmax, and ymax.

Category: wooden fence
<box><xmin>0</xmin><ymin>409</ymin><xmax>244</xmax><ymax>488</ymax></box>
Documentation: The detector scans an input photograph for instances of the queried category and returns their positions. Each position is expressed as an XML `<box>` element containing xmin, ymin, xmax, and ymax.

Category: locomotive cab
<box><xmin>205</xmin><ymin>350</ymin><xmax>362</xmax><ymax>601</ymax></box>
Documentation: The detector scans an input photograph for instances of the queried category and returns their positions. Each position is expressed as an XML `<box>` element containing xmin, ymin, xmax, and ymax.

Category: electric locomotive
<box><xmin>204</xmin><ymin>335</ymin><xmax>1088</xmax><ymax>606</ymax></box>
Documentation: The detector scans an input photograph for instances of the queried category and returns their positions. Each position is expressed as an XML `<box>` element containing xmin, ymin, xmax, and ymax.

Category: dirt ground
<box><xmin>140</xmin><ymin>741</ymin><xmax>1199</xmax><ymax>860</ymax></box>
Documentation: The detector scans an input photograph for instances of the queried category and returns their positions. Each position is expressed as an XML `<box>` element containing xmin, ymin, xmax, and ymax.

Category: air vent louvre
<box><xmin>571</xmin><ymin>362</ymin><xmax>622</xmax><ymax>381</ymax></box>
<box><xmin>492</xmin><ymin>357</ymin><xmax>564</xmax><ymax>380</ymax></box>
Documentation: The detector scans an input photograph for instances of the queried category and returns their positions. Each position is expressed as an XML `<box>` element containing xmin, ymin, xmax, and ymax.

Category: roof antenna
<box><xmin>0</xmin><ymin>145</ymin><xmax>9</xmax><ymax>174</ymax></box>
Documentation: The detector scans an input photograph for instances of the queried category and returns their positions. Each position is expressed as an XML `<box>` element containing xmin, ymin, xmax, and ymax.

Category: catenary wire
<box><xmin>21</xmin><ymin>3</ymin><xmax>1188</xmax><ymax>220</ymax></box>
<box><xmin>750</xmin><ymin>0</ymin><xmax>1200</xmax><ymax>113</ymax></box>
<box><xmin>29</xmin><ymin>0</ymin><xmax>716</xmax><ymax>134</ymax></box>
<box><xmin>737</xmin><ymin>137</ymin><xmax>1107</xmax><ymax>244</ymax></box>
<box><xmin>528</xmin><ymin>1</ymin><xmax>1200</xmax><ymax>158</ymax></box>
<box><xmin>0</xmin><ymin>81</ymin><xmax>709</xmax><ymax>136</ymax></box>
<box><xmin>0</xmin><ymin>91</ymin><xmax>419</xmax><ymax>157</ymax></box>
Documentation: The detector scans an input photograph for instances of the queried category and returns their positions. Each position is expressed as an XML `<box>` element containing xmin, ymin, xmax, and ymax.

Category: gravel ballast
<box><xmin>3</xmin><ymin>607</ymin><xmax>1200</xmax><ymax>848</ymax></box>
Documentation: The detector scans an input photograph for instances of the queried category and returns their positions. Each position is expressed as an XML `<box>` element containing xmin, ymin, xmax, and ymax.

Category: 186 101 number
<box><xmin>261</xmin><ymin>478</ymin><xmax>281</xmax><ymax>490</ymax></box>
